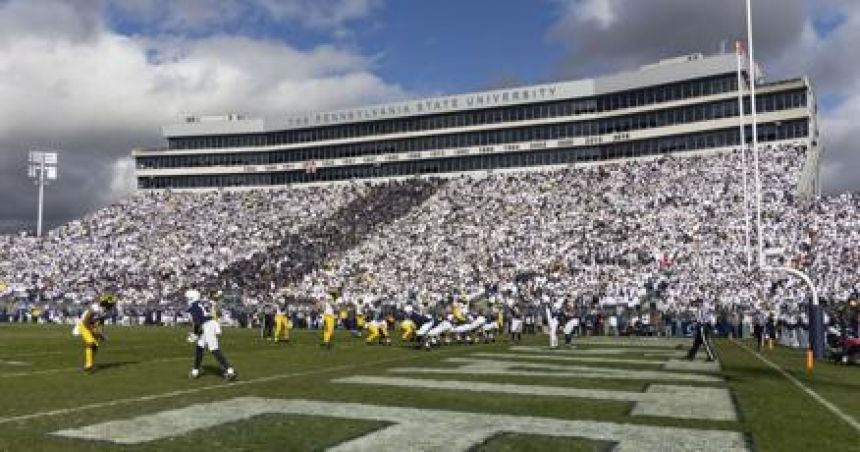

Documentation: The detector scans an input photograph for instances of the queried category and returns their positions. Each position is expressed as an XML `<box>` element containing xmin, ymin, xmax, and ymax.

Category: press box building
<box><xmin>133</xmin><ymin>52</ymin><xmax>820</xmax><ymax>195</ymax></box>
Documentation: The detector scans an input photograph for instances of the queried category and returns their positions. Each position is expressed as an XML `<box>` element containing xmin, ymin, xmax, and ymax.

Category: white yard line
<box><xmin>393</xmin><ymin>358</ymin><xmax>723</xmax><ymax>383</ymax></box>
<box><xmin>51</xmin><ymin>397</ymin><xmax>748</xmax><ymax>451</ymax></box>
<box><xmin>0</xmin><ymin>352</ymin><xmax>432</xmax><ymax>426</ymax></box>
<box><xmin>473</xmin><ymin>352</ymin><xmax>666</xmax><ymax>365</ymax></box>
<box><xmin>508</xmin><ymin>346</ymin><xmax>688</xmax><ymax>358</ymax></box>
<box><xmin>475</xmin><ymin>352</ymin><xmax>720</xmax><ymax>373</ymax></box>
<box><xmin>0</xmin><ymin>360</ymin><xmax>30</xmax><ymax>366</ymax></box>
<box><xmin>733</xmin><ymin>340</ymin><xmax>860</xmax><ymax>433</ymax></box>
<box><xmin>334</xmin><ymin>375</ymin><xmax>738</xmax><ymax>421</ymax></box>
<box><xmin>569</xmin><ymin>338</ymin><xmax>687</xmax><ymax>348</ymax></box>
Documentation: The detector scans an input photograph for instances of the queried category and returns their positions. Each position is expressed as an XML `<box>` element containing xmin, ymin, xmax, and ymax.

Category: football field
<box><xmin>0</xmin><ymin>325</ymin><xmax>857</xmax><ymax>451</ymax></box>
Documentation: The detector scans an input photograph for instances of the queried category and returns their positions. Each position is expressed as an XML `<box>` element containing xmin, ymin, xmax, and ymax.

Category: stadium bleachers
<box><xmin>1</xmin><ymin>143</ymin><xmax>857</xmax><ymax>319</ymax></box>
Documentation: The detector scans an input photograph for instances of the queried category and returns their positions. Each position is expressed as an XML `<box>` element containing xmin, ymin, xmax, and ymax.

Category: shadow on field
<box><xmin>95</xmin><ymin>360</ymin><xmax>140</xmax><ymax>371</ymax></box>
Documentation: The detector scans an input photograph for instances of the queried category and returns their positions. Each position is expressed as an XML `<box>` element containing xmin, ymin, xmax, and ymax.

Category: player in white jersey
<box><xmin>186</xmin><ymin>290</ymin><xmax>236</xmax><ymax>380</ymax></box>
<box><xmin>562</xmin><ymin>302</ymin><xmax>577</xmax><ymax>346</ymax></box>
<box><xmin>427</xmin><ymin>314</ymin><xmax>454</xmax><ymax>347</ymax></box>
<box><xmin>546</xmin><ymin>301</ymin><xmax>562</xmax><ymax>349</ymax></box>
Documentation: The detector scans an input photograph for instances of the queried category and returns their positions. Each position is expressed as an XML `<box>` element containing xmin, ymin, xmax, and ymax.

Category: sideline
<box><xmin>0</xmin><ymin>349</ymin><xmax>439</xmax><ymax>425</ymax></box>
<box><xmin>732</xmin><ymin>339</ymin><xmax>859</xmax><ymax>433</ymax></box>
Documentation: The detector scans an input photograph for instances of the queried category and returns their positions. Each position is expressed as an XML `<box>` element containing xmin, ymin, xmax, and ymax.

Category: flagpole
<box><xmin>746</xmin><ymin>0</ymin><xmax>765</xmax><ymax>267</ymax></box>
<box><xmin>736</xmin><ymin>41</ymin><xmax>752</xmax><ymax>271</ymax></box>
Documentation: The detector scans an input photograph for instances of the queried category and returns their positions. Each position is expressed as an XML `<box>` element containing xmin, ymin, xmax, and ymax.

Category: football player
<box><xmin>261</xmin><ymin>303</ymin><xmax>275</xmax><ymax>340</ymax></box>
<box><xmin>72</xmin><ymin>292</ymin><xmax>117</xmax><ymax>373</ymax></box>
<box><xmin>405</xmin><ymin>304</ymin><xmax>435</xmax><ymax>349</ymax></box>
<box><xmin>427</xmin><ymin>313</ymin><xmax>454</xmax><ymax>348</ymax></box>
<box><xmin>452</xmin><ymin>299</ymin><xmax>467</xmax><ymax>324</ymax></box>
<box><xmin>273</xmin><ymin>302</ymin><xmax>292</xmax><ymax>343</ymax></box>
<box><xmin>365</xmin><ymin>318</ymin><xmax>391</xmax><ymax>345</ymax></box>
<box><xmin>509</xmin><ymin>300</ymin><xmax>523</xmax><ymax>343</ymax></box>
<box><xmin>454</xmin><ymin>311</ymin><xmax>486</xmax><ymax>344</ymax></box>
<box><xmin>562</xmin><ymin>301</ymin><xmax>577</xmax><ymax>346</ymax></box>
<box><xmin>355</xmin><ymin>307</ymin><xmax>367</xmax><ymax>332</ymax></box>
<box><xmin>345</xmin><ymin>300</ymin><xmax>361</xmax><ymax>337</ymax></box>
<box><xmin>482</xmin><ymin>305</ymin><xmax>501</xmax><ymax>343</ymax></box>
<box><xmin>399</xmin><ymin>317</ymin><xmax>417</xmax><ymax>342</ymax></box>
<box><xmin>545</xmin><ymin>299</ymin><xmax>562</xmax><ymax>349</ymax></box>
<box><xmin>186</xmin><ymin>289</ymin><xmax>237</xmax><ymax>381</ymax></box>
<box><xmin>320</xmin><ymin>296</ymin><xmax>336</xmax><ymax>349</ymax></box>
<box><xmin>364</xmin><ymin>301</ymin><xmax>392</xmax><ymax>346</ymax></box>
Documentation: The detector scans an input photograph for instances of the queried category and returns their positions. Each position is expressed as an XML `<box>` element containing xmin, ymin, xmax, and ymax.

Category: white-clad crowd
<box><xmin>0</xmin><ymin>185</ymin><xmax>361</xmax><ymax>306</ymax></box>
<box><xmin>292</xmin><ymin>144</ymin><xmax>857</xmax><ymax>318</ymax></box>
<box><xmin>1</xmin><ymin>144</ymin><xmax>857</xmax><ymax>325</ymax></box>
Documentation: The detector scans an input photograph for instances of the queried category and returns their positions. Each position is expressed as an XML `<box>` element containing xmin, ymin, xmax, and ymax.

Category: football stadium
<box><xmin>1</xmin><ymin>6</ymin><xmax>859</xmax><ymax>451</ymax></box>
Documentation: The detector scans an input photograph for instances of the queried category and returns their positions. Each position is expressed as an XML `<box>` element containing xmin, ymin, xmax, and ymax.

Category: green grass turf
<box><xmin>716</xmin><ymin>339</ymin><xmax>860</xmax><ymax>452</ymax></box>
<box><xmin>0</xmin><ymin>325</ymin><xmax>857</xmax><ymax>451</ymax></box>
<box><xmin>475</xmin><ymin>433</ymin><xmax>613</xmax><ymax>451</ymax></box>
<box><xmin>156</xmin><ymin>414</ymin><xmax>388</xmax><ymax>451</ymax></box>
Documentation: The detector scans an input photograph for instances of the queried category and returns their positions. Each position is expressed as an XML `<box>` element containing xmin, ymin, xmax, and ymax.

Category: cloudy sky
<box><xmin>0</xmin><ymin>0</ymin><xmax>856</xmax><ymax>233</ymax></box>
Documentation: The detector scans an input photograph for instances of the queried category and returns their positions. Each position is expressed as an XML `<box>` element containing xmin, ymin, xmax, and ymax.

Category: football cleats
<box><xmin>224</xmin><ymin>367</ymin><xmax>237</xmax><ymax>381</ymax></box>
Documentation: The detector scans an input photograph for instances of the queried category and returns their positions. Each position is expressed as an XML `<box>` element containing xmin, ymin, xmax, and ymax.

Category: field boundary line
<box><xmin>0</xmin><ymin>349</ymin><xmax>437</xmax><ymax>426</ymax></box>
<box><xmin>732</xmin><ymin>339</ymin><xmax>859</xmax><ymax>433</ymax></box>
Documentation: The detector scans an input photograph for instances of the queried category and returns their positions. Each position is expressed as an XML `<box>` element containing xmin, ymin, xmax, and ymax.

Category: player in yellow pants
<box><xmin>379</xmin><ymin>319</ymin><xmax>391</xmax><ymax>345</ymax></box>
<box><xmin>399</xmin><ymin>319</ymin><xmax>416</xmax><ymax>342</ymax></box>
<box><xmin>365</xmin><ymin>321</ymin><xmax>379</xmax><ymax>344</ymax></box>
<box><xmin>320</xmin><ymin>299</ymin><xmax>336</xmax><ymax>348</ymax></box>
<box><xmin>365</xmin><ymin>320</ymin><xmax>392</xmax><ymax>345</ymax></box>
<box><xmin>73</xmin><ymin>293</ymin><xmax>117</xmax><ymax>372</ymax></box>
<box><xmin>274</xmin><ymin>306</ymin><xmax>292</xmax><ymax>343</ymax></box>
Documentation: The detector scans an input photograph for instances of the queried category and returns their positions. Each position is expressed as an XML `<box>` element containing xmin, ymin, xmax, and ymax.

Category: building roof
<box><xmin>164</xmin><ymin>53</ymin><xmax>749</xmax><ymax>138</ymax></box>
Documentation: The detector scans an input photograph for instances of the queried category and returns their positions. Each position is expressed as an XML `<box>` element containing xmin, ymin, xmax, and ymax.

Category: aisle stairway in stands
<box><xmin>203</xmin><ymin>179</ymin><xmax>445</xmax><ymax>298</ymax></box>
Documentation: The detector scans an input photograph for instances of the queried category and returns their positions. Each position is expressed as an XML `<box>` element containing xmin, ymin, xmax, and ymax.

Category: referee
<box><xmin>687</xmin><ymin>299</ymin><xmax>716</xmax><ymax>362</ymax></box>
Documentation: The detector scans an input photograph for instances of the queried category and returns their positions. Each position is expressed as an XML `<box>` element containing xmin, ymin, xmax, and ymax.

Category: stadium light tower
<box><xmin>27</xmin><ymin>150</ymin><xmax>59</xmax><ymax>238</ymax></box>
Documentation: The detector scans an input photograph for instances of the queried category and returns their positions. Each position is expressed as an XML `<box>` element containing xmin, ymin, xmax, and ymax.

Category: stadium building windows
<box><xmin>134</xmin><ymin>53</ymin><xmax>817</xmax><ymax>190</ymax></box>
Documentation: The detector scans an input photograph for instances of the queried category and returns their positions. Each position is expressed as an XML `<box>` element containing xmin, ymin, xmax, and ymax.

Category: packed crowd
<box><xmin>1</xmin><ymin>143</ymin><xmax>858</xmax><ymax>339</ymax></box>
<box><xmin>291</xmin><ymin>145</ymin><xmax>857</xmax><ymax>317</ymax></box>
<box><xmin>0</xmin><ymin>185</ymin><xmax>361</xmax><ymax>306</ymax></box>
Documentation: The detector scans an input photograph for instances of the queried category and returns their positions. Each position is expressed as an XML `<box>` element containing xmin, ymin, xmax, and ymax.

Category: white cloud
<box><xmin>547</xmin><ymin>0</ymin><xmax>860</xmax><ymax>194</ymax></box>
<box><xmin>0</xmin><ymin>0</ymin><xmax>404</xmax><ymax>230</ymax></box>
<box><xmin>573</xmin><ymin>0</ymin><xmax>617</xmax><ymax>29</ymax></box>
<box><xmin>548</xmin><ymin>0</ymin><xmax>806</xmax><ymax>76</ymax></box>
<box><xmin>0</xmin><ymin>0</ymin><xmax>102</xmax><ymax>44</ymax></box>
<box><xmin>810</xmin><ymin>3</ymin><xmax>860</xmax><ymax>193</ymax></box>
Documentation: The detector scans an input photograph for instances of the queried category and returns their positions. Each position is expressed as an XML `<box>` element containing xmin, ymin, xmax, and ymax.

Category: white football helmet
<box><xmin>185</xmin><ymin>289</ymin><xmax>201</xmax><ymax>303</ymax></box>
